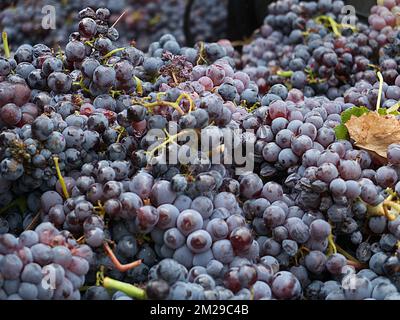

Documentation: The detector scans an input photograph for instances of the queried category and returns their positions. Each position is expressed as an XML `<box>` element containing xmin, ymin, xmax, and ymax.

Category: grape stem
<box><xmin>96</xmin><ymin>266</ymin><xmax>105</xmax><ymax>286</ymax></box>
<box><xmin>116</xmin><ymin>126</ymin><xmax>126</xmax><ymax>143</ymax></box>
<box><xmin>145</xmin><ymin>129</ymin><xmax>194</xmax><ymax>159</ymax></box>
<box><xmin>315</xmin><ymin>15</ymin><xmax>357</xmax><ymax>37</ymax></box>
<box><xmin>141</xmin><ymin>92</ymin><xmax>194</xmax><ymax>115</ymax></box>
<box><xmin>294</xmin><ymin>246</ymin><xmax>310</xmax><ymax>265</ymax></box>
<box><xmin>24</xmin><ymin>210</ymin><xmax>41</xmax><ymax>231</ymax></box>
<box><xmin>196</xmin><ymin>41</ymin><xmax>207</xmax><ymax>65</ymax></box>
<box><xmin>382</xmin><ymin>200</ymin><xmax>400</xmax><ymax>221</ymax></box>
<box><xmin>246</xmin><ymin>102</ymin><xmax>260</xmax><ymax>113</ymax></box>
<box><xmin>53</xmin><ymin>156</ymin><xmax>70</xmax><ymax>199</ymax></box>
<box><xmin>367</xmin><ymin>191</ymin><xmax>399</xmax><ymax>221</ymax></box>
<box><xmin>277</xmin><ymin>70</ymin><xmax>293</xmax><ymax>78</ymax></box>
<box><xmin>327</xmin><ymin>234</ymin><xmax>337</xmax><ymax>255</ymax></box>
<box><xmin>335</xmin><ymin>243</ymin><xmax>364</xmax><ymax>269</ymax></box>
<box><xmin>93</xmin><ymin>200</ymin><xmax>106</xmax><ymax>218</ymax></box>
<box><xmin>376</xmin><ymin>71</ymin><xmax>384</xmax><ymax>112</ymax></box>
<box><xmin>143</xmin><ymin>100</ymin><xmax>184</xmax><ymax>115</ymax></box>
<box><xmin>2</xmin><ymin>32</ymin><xmax>10</xmax><ymax>59</ymax></box>
<box><xmin>76</xmin><ymin>235</ymin><xmax>86</xmax><ymax>244</ymax></box>
<box><xmin>72</xmin><ymin>77</ymin><xmax>90</xmax><ymax>94</ymax></box>
<box><xmin>103</xmin><ymin>277</ymin><xmax>147</xmax><ymax>300</ymax></box>
<box><xmin>110</xmin><ymin>90</ymin><xmax>122</xmax><ymax>98</ymax></box>
<box><xmin>102</xmin><ymin>47</ymin><xmax>126</xmax><ymax>60</ymax></box>
<box><xmin>134</xmin><ymin>76</ymin><xmax>143</xmax><ymax>96</ymax></box>
<box><xmin>111</xmin><ymin>10</ymin><xmax>128</xmax><ymax>29</ymax></box>
<box><xmin>149</xmin><ymin>14</ymin><xmax>161</xmax><ymax>27</ymax></box>
<box><xmin>103</xmin><ymin>242</ymin><xmax>143</xmax><ymax>272</ymax></box>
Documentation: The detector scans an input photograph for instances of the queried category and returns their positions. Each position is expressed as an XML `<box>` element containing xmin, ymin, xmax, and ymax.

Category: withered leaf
<box><xmin>345</xmin><ymin>112</ymin><xmax>400</xmax><ymax>159</ymax></box>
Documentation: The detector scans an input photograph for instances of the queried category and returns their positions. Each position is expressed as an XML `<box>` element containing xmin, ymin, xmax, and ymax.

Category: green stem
<box><xmin>367</xmin><ymin>199</ymin><xmax>384</xmax><ymax>215</ymax></box>
<box><xmin>103</xmin><ymin>277</ymin><xmax>147</xmax><ymax>300</ymax></box>
<box><xmin>134</xmin><ymin>76</ymin><xmax>143</xmax><ymax>96</ymax></box>
<box><xmin>376</xmin><ymin>71</ymin><xmax>384</xmax><ymax>112</ymax></box>
<box><xmin>277</xmin><ymin>70</ymin><xmax>293</xmax><ymax>78</ymax></box>
<box><xmin>2</xmin><ymin>32</ymin><xmax>10</xmax><ymax>59</ymax></box>
<box><xmin>53</xmin><ymin>156</ymin><xmax>70</xmax><ymax>199</ymax></box>
<box><xmin>103</xmin><ymin>47</ymin><xmax>126</xmax><ymax>60</ymax></box>
<box><xmin>383</xmin><ymin>200</ymin><xmax>400</xmax><ymax>220</ymax></box>
<box><xmin>327</xmin><ymin>234</ymin><xmax>337</xmax><ymax>255</ymax></box>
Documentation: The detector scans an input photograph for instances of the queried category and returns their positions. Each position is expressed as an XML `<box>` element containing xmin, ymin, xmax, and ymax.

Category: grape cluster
<box><xmin>0</xmin><ymin>0</ymin><xmax>399</xmax><ymax>300</ymax></box>
<box><xmin>241</xmin><ymin>0</ymin><xmax>378</xmax><ymax>98</ymax></box>
<box><xmin>0</xmin><ymin>222</ymin><xmax>93</xmax><ymax>300</ymax></box>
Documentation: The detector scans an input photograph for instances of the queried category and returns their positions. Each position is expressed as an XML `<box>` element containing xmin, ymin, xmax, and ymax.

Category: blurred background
<box><xmin>0</xmin><ymin>0</ymin><xmax>375</xmax><ymax>51</ymax></box>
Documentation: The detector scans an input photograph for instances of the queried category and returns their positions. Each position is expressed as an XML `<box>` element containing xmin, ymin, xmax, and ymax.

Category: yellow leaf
<box><xmin>345</xmin><ymin>112</ymin><xmax>400</xmax><ymax>160</ymax></box>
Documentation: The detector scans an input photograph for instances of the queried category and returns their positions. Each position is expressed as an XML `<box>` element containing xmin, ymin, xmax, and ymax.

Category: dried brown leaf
<box><xmin>345</xmin><ymin>112</ymin><xmax>400</xmax><ymax>159</ymax></box>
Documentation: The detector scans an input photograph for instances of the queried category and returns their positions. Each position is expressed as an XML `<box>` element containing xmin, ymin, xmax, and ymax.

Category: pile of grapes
<box><xmin>1</xmin><ymin>0</ymin><xmax>400</xmax><ymax>300</ymax></box>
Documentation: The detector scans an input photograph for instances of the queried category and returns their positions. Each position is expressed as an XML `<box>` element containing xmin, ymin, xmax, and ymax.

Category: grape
<box><xmin>190</xmin><ymin>196</ymin><xmax>214</xmax><ymax>219</ymax></box>
<box><xmin>263</xmin><ymin>205</ymin><xmax>286</xmax><ymax>228</ymax></box>
<box><xmin>316</xmin><ymin>163</ymin><xmax>339</xmax><ymax>183</ymax></box>
<box><xmin>262</xmin><ymin>238</ymin><xmax>282</xmax><ymax>256</ymax></box>
<box><xmin>212</xmin><ymin>240</ymin><xmax>234</xmax><ymax>264</ymax></box>
<box><xmin>387</xmin><ymin>144</ymin><xmax>400</xmax><ymax>165</ymax></box>
<box><xmin>360</xmin><ymin>183</ymin><xmax>380</xmax><ymax>205</ymax></box>
<box><xmin>20</xmin><ymin>263</ymin><xmax>43</xmax><ymax>284</ymax></box>
<box><xmin>156</xmin><ymin>204</ymin><xmax>179</xmax><ymax>230</ymax></box>
<box><xmin>136</xmin><ymin>206</ymin><xmax>159</xmax><ymax>233</ymax></box>
<box><xmin>68</xmin><ymin>256</ymin><xmax>89</xmax><ymax>276</ymax></box>
<box><xmin>282</xmin><ymin>240</ymin><xmax>298</xmax><ymax>257</ymax></box>
<box><xmin>0</xmin><ymin>103</ymin><xmax>22</xmax><ymax>126</ymax></box>
<box><xmin>206</xmin><ymin>218</ymin><xmax>229</xmax><ymax>241</ymax></box>
<box><xmin>168</xmin><ymin>281</ymin><xmax>194</xmax><ymax>300</ymax></box>
<box><xmin>0</xmin><ymin>254</ymin><xmax>23</xmax><ymax>279</ymax></box>
<box><xmin>0</xmin><ymin>159</ymin><xmax>24</xmax><ymax>181</ymax></box>
<box><xmin>338</xmin><ymin>160</ymin><xmax>362</xmax><ymax>180</ymax></box>
<box><xmin>261</xmin><ymin>182</ymin><xmax>283</xmax><ymax>203</ymax></box>
<box><xmin>19</xmin><ymin>231</ymin><xmax>39</xmax><ymax>248</ymax></box>
<box><xmin>173</xmin><ymin>245</ymin><xmax>194</xmax><ymax>268</ymax></box>
<box><xmin>304</xmin><ymin>251</ymin><xmax>327</xmax><ymax>274</ymax></box>
<box><xmin>193</xmin><ymin>273</ymin><xmax>216</xmax><ymax>290</ymax></box>
<box><xmin>84</xmin><ymin>286</ymin><xmax>111</xmax><ymax>300</ymax></box>
<box><xmin>164</xmin><ymin>228</ymin><xmax>185</xmax><ymax>250</ymax></box>
<box><xmin>252</xmin><ymin>281</ymin><xmax>272</xmax><ymax>300</ymax></box>
<box><xmin>291</xmin><ymin>135</ymin><xmax>313</xmax><ymax>156</ymax></box>
<box><xmin>137</xmin><ymin>245</ymin><xmax>157</xmax><ymax>267</ymax></box>
<box><xmin>177</xmin><ymin>210</ymin><xmax>203</xmax><ymax>236</ymax></box>
<box><xmin>192</xmin><ymin>249</ymin><xmax>214</xmax><ymax>267</ymax></box>
<box><xmin>262</xmin><ymin>142</ymin><xmax>282</xmax><ymax>163</ymax></box>
<box><xmin>18</xmin><ymin>282</ymin><xmax>38</xmax><ymax>300</ymax></box>
<box><xmin>309</xmin><ymin>219</ymin><xmax>331</xmax><ymax>240</ymax></box>
<box><xmin>146</xmin><ymin>279</ymin><xmax>170</xmax><ymax>300</ymax></box>
<box><xmin>285</xmin><ymin>218</ymin><xmax>310</xmax><ymax>244</ymax></box>
<box><xmin>271</xmin><ymin>271</ymin><xmax>302</xmax><ymax>300</ymax></box>
<box><xmin>375</xmin><ymin>166</ymin><xmax>398</xmax><ymax>188</ymax></box>
<box><xmin>150</xmin><ymin>180</ymin><xmax>177</xmax><ymax>206</ymax></box>
<box><xmin>272</xmin><ymin>226</ymin><xmax>288</xmax><ymax>242</ymax></box>
<box><xmin>239</xmin><ymin>173</ymin><xmax>263</xmax><ymax>199</ymax></box>
<box><xmin>229</xmin><ymin>227</ymin><xmax>253</xmax><ymax>252</ymax></box>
